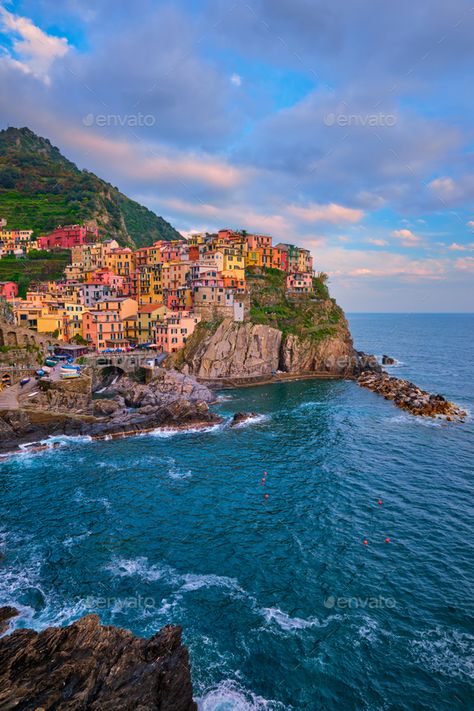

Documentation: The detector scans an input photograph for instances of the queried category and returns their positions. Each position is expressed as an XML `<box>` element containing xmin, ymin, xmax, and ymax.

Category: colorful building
<box><xmin>0</xmin><ymin>282</ymin><xmax>18</xmax><ymax>300</ymax></box>
<box><xmin>286</xmin><ymin>273</ymin><xmax>313</xmax><ymax>294</ymax></box>
<box><xmin>38</xmin><ymin>224</ymin><xmax>98</xmax><ymax>250</ymax></box>
<box><xmin>155</xmin><ymin>311</ymin><xmax>201</xmax><ymax>353</ymax></box>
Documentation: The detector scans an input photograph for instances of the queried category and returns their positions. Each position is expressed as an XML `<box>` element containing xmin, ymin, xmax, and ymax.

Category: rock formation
<box><xmin>179</xmin><ymin>321</ymin><xmax>282</xmax><ymax>380</ymax></box>
<box><xmin>0</xmin><ymin>369</ymin><xmax>220</xmax><ymax>453</ymax></box>
<box><xmin>0</xmin><ymin>614</ymin><xmax>197</xmax><ymax>710</ymax></box>
<box><xmin>172</xmin><ymin>318</ymin><xmax>377</xmax><ymax>381</ymax></box>
<box><xmin>358</xmin><ymin>371</ymin><xmax>466</xmax><ymax>420</ymax></box>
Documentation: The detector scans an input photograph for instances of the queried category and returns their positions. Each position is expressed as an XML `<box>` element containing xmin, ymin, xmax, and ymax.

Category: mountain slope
<box><xmin>0</xmin><ymin>127</ymin><xmax>182</xmax><ymax>247</ymax></box>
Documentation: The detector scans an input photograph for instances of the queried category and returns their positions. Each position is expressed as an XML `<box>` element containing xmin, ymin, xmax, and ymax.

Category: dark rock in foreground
<box><xmin>230</xmin><ymin>412</ymin><xmax>259</xmax><ymax>426</ymax></box>
<box><xmin>358</xmin><ymin>371</ymin><xmax>466</xmax><ymax>420</ymax></box>
<box><xmin>381</xmin><ymin>354</ymin><xmax>396</xmax><ymax>365</ymax></box>
<box><xmin>0</xmin><ymin>606</ymin><xmax>18</xmax><ymax>635</ymax></box>
<box><xmin>0</xmin><ymin>614</ymin><xmax>197</xmax><ymax>710</ymax></box>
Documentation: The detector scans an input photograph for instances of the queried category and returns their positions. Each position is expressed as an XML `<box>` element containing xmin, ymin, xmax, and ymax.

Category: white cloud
<box><xmin>392</xmin><ymin>228</ymin><xmax>421</xmax><ymax>246</ymax></box>
<box><xmin>0</xmin><ymin>7</ymin><xmax>69</xmax><ymax>84</ymax></box>
<box><xmin>287</xmin><ymin>202</ymin><xmax>364</xmax><ymax>224</ymax></box>
<box><xmin>230</xmin><ymin>73</ymin><xmax>242</xmax><ymax>87</ymax></box>
<box><xmin>367</xmin><ymin>238</ymin><xmax>388</xmax><ymax>247</ymax></box>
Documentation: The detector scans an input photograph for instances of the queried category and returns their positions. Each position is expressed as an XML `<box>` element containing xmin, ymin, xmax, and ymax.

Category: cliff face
<box><xmin>181</xmin><ymin>320</ymin><xmax>282</xmax><ymax>379</ymax></box>
<box><xmin>176</xmin><ymin>318</ymin><xmax>358</xmax><ymax>380</ymax></box>
<box><xmin>0</xmin><ymin>612</ymin><xmax>197</xmax><ymax>710</ymax></box>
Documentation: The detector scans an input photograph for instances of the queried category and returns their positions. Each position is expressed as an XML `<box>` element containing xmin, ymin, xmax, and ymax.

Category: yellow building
<box><xmin>137</xmin><ymin>265</ymin><xmax>163</xmax><ymax>303</ymax></box>
<box><xmin>125</xmin><ymin>303</ymin><xmax>166</xmax><ymax>345</ymax></box>
<box><xmin>245</xmin><ymin>249</ymin><xmax>263</xmax><ymax>268</ymax></box>
<box><xmin>105</xmin><ymin>248</ymin><xmax>136</xmax><ymax>277</ymax></box>
<box><xmin>210</xmin><ymin>249</ymin><xmax>245</xmax><ymax>280</ymax></box>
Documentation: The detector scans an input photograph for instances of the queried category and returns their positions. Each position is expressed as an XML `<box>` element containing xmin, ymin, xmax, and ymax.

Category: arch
<box><xmin>6</xmin><ymin>331</ymin><xmax>17</xmax><ymax>347</ymax></box>
<box><xmin>99</xmin><ymin>365</ymin><xmax>126</xmax><ymax>388</ymax></box>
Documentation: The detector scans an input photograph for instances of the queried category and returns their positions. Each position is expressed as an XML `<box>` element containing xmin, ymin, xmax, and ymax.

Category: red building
<box><xmin>0</xmin><ymin>281</ymin><xmax>18</xmax><ymax>300</ymax></box>
<box><xmin>38</xmin><ymin>224</ymin><xmax>99</xmax><ymax>250</ymax></box>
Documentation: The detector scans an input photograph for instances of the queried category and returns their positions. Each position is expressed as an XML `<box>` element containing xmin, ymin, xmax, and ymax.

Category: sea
<box><xmin>0</xmin><ymin>313</ymin><xmax>473</xmax><ymax>710</ymax></box>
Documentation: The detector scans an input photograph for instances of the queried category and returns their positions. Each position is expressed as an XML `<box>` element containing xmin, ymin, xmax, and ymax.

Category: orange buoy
<box><xmin>264</xmin><ymin>493</ymin><xmax>269</xmax><ymax>499</ymax></box>
<box><xmin>363</xmin><ymin>539</ymin><xmax>368</xmax><ymax>545</ymax></box>
<box><xmin>378</xmin><ymin>499</ymin><xmax>383</xmax><ymax>505</ymax></box>
<box><xmin>385</xmin><ymin>537</ymin><xmax>391</xmax><ymax>543</ymax></box>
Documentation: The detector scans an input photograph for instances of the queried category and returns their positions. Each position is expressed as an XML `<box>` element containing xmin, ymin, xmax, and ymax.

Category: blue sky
<box><xmin>1</xmin><ymin>0</ymin><xmax>473</xmax><ymax>311</ymax></box>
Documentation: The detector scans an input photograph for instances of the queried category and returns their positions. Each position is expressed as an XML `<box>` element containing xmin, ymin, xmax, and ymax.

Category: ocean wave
<box><xmin>410</xmin><ymin>627</ymin><xmax>474</xmax><ymax>680</ymax></box>
<box><xmin>106</xmin><ymin>556</ymin><xmax>245</xmax><ymax>598</ymax></box>
<box><xmin>73</xmin><ymin>489</ymin><xmax>111</xmax><ymax>511</ymax></box>
<box><xmin>147</xmin><ymin>423</ymin><xmax>225</xmax><ymax>438</ymax></box>
<box><xmin>166</xmin><ymin>457</ymin><xmax>192</xmax><ymax>480</ymax></box>
<box><xmin>260</xmin><ymin>606</ymin><xmax>338</xmax><ymax>632</ymax></box>
<box><xmin>230</xmin><ymin>414</ymin><xmax>270</xmax><ymax>429</ymax></box>
<box><xmin>62</xmin><ymin>530</ymin><xmax>92</xmax><ymax>548</ymax></box>
<box><xmin>197</xmin><ymin>679</ymin><xmax>287</xmax><ymax>710</ymax></box>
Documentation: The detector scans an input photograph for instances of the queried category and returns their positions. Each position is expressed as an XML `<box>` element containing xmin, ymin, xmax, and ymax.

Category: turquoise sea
<box><xmin>0</xmin><ymin>313</ymin><xmax>473</xmax><ymax>710</ymax></box>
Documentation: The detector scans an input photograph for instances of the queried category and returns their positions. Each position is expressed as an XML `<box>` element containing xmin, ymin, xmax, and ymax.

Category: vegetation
<box><xmin>0</xmin><ymin>127</ymin><xmax>182</xmax><ymax>247</ymax></box>
<box><xmin>247</xmin><ymin>267</ymin><xmax>343</xmax><ymax>342</ymax></box>
<box><xmin>0</xmin><ymin>251</ymin><xmax>70</xmax><ymax>296</ymax></box>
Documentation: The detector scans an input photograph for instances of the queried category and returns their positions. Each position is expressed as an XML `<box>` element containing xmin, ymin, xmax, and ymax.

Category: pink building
<box><xmin>38</xmin><ymin>224</ymin><xmax>98</xmax><ymax>250</ymax></box>
<box><xmin>155</xmin><ymin>311</ymin><xmax>201</xmax><ymax>353</ymax></box>
<box><xmin>247</xmin><ymin>233</ymin><xmax>273</xmax><ymax>250</ymax></box>
<box><xmin>286</xmin><ymin>273</ymin><xmax>313</xmax><ymax>294</ymax></box>
<box><xmin>0</xmin><ymin>281</ymin><xmax>18</xmax><ymax>300</ymax></box>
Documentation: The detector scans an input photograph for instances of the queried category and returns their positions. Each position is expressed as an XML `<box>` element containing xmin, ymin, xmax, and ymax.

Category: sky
<box><xmin>0</xmin><ymin>0</ymin><xmax>473</xmax><ymax>312</ymax></box>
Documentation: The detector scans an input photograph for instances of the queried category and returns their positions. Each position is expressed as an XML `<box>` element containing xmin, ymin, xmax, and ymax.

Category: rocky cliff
<box><xmin>0</xmin><ymin>612</ymin><xmax>196</xmax><ymax>710</ymax></box>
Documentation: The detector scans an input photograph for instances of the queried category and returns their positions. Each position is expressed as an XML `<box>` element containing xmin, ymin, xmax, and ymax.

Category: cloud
<box><xmin>368</xmin><ymin>238</ymin><xmax>388</xmax><ymax>247</ymax></box>
<box><xmin>392</xmin><ymin>228</ymin><xmax>421</xmax><ymax>246</ymax></box>
<box><xmin>455</xmin><ymin>257</ymin><xmax>474</xmax><ymax>272</ymax></box>
<box><xmin>287</xmin><ymin>202</ymin><xmax>364</xmax><ymax>224</ymax></box>
<box><xmin>230</xmin><ymin>73</ymin><xmax>242</xmax><ymax>86</ymax></box>
<box><xmin>0</xmin><ymin>7</ymin><xmax>69</xmax><ymax>84</ymax></box>
<box><xmin>467</xmin><ymin>221</ymin><xmax>474</xmax><ymax>230</ymax></box>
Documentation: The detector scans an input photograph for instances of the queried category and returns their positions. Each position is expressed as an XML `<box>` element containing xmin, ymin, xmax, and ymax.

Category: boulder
<box><xmin>93</xmin><ymin>399</ymin><xmax>119</xmax><ymax>416</ymax></box>
<box><xmin>230</xmin><ymin>412</ymin><xmax>258</xmax><ymax>426</ymax></box>
<box><xmin>0</xmin><ymin>606</ymin><xmax>18</xmax><ymax>634</ymax></box>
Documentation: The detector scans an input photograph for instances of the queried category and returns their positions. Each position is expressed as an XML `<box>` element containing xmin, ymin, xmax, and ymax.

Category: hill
<box><xmin>0</xmin><ymin>127</ymin><xmax>182</xmax><ymax>247</ymax></box>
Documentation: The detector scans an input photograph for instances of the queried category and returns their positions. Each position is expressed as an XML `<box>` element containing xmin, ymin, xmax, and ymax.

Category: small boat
<box><xmin>20</xmin><ymin>377</ymin><xmax>30</xmax><ymax>387</ymax></box>
<box><xmin>60</xmin><ymin>364</ymin><xmax>81</xmax><ymax>372</ymax></box>
<box><xmin>60</xmin><ymin>370</ymin><xmax>81</xmax><ymax>379</ymax></box>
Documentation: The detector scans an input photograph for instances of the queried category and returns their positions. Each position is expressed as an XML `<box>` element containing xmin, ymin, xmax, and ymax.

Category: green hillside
<box><xmin>0</xmin><ymin>251</ymin><xmax>71</xmax><ymax>297</ymax></box>
<box><xmin>0</xmin><ymin>127</ymin><xmax>182</xmax><ymax>247</ymax></box>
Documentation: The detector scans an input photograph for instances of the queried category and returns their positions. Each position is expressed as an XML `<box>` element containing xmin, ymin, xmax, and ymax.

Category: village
<box><xmin>0</xmin><ymin>222</ymin><xmax>314</xmax><ymax>354</ymax></box>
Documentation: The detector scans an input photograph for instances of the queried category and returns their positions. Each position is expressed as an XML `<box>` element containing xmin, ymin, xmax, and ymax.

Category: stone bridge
<box><xmin>82</xmin><ymin>351</ymin><xmax>167</xmax><ymax>374</ymax></box>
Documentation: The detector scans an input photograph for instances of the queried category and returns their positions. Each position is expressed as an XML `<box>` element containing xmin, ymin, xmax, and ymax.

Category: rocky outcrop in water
<box><xmin>230</xmin><ymin>412</ymin><xmax>259</xmax><ymax>426</ymax></box>
<box><xmin>0</xmin><ymin>614</ymin><xmax>197</xmax><ymax>710</ymax></box>
<box><xmin>358</xmin><ymin>371</ymin><xmax>466</xmax><ymax>420</ymax></box>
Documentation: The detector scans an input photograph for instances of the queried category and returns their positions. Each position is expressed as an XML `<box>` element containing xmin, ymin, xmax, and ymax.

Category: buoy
<box><xmin>378</xmin><ymin>499</ymin><xmax>383</xmax><ymax>505</ymax></box>
<box><xmin>385</xmin><ymin>538</ymin><xmax>390</xmax><ymax>543</ymax></box>
<box><xmin>261</xmin><ymin>478</ymin><xmax>265</xmax><ymax>485</ymax></box>
<box><xmin>264</xmin><ymin>493</ymin><xmax>269</xmax><ymax>499</ymax></box>
<box><xmin>363</xmin><ymin>539</ymin><xmax>368</xmax><ymax>545</ymax></box>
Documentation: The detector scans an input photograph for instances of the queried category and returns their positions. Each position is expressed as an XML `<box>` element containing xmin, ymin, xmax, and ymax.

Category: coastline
<box><xmin>0</xmin><ymin>417</ymin><xmax>223</xmax><ymax>459</ymax></box>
